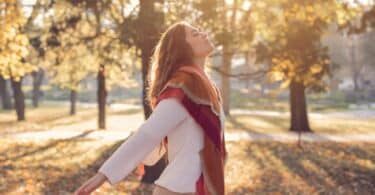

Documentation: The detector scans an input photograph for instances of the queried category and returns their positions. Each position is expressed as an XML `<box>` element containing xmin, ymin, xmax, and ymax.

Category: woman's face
<box><xmin>184</xmin><ymin>25</ymin><xmax>214</xmax><ymax>58</ymax></box>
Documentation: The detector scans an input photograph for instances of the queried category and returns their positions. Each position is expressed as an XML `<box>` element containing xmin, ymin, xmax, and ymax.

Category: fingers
<box><xmin>74</xmin><ymin>173</ymin><xmax>106</xmax><ymax>195</ymax></box>
<box><xmin>74</xmin><ymin>180</ymin><xmax>94</xmax><ymax>195</ymax></box>
<box><xmin>74</xmin><ymin>185</ymin><xmax>89</xmax><ymax>195</ymax></box>
<box><xmin>83</xmin><ymin>181</ymin><xmax>97</xmax><ymax>194</ymax></box>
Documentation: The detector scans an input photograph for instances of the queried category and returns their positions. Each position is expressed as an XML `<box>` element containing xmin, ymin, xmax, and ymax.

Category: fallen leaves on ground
<box><xmin>0</xmin><ymin>137</ymin><xmax>374</xmax><ymax>195</ymax></box>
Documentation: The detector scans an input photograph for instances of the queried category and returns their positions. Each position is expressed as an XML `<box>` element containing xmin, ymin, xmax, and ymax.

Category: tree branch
<box><xmin>207</xmin><ymin>64</ymin><xmax>269</xmax><ymax>80</ymax></box>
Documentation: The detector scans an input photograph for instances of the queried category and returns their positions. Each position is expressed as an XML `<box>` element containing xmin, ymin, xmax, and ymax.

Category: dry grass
<box><xmin>1</xmin><ymin>103</ymin><xmax>374</xmax><ymax>194</ymax></box>
<box><xmin>0</xmin><ymin>137</ymin><xmax>374</xmax><ymax>194</ymax></box>
<box><xmin>1</xmin><ymin>104</ymin><xmax>374</xmax><ymax>135</ymax></box>
<box><xmin>0</xmin><ymin>104</ymin><xmax>142</xmax><ymax>134</ymax></box>
<box><xmin>224</xmin><ymin>140</ymin><xmax>375</xmax><ymax>195</ymax></box>
<box><xmin>226</xmin><ymin>114</ymin><xmax>375</xmax><ymax>134</ymax></box>
<box><xmin>0</xmin><ymin>136</ymin><xmax>152</xmax><ymax>194</ymax></box>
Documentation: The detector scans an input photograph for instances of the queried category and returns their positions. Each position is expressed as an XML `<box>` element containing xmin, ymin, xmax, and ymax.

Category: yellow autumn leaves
<box><xmin>36</xmin><ymin>1</ymin><xmax>139</xmax><ymax>92</ymax></box>
<box><xmin>0</xmin><ymin>0</ymin><xmax>37</xmax><ymax>81</ymax></box>
<box><xmin>268</xmin><ymin>57</ymin><xmax>330</xmax><ymax>89</ymax></box>
<box><xmin>250</xmin><ymin>0</ymin><xmax>356</xmax><ymax>93</ymax></box>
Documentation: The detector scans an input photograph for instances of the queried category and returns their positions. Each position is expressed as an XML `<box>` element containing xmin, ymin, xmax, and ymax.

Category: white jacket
<box><xmin>98</xmin><ymin>98</ymin><xmax>204</xmax><ymax>193</ymax></box>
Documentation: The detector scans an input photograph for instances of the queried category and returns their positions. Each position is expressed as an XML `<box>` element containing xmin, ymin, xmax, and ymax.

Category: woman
<box><xmin>74</xmin><ymin>21</ymin><xmax>227</xmax><ymax>195</ymax></box>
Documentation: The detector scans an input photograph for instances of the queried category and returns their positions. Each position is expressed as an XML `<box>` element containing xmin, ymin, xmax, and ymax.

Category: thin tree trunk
<box><xmin>141</xmin><ymin>49</ymin><xmax>152</xmax><ymax>119</ymax></box>
<box><xmin>97</xmin><ymin>64</ymin><xmax>107</xmax><ymax>129</ymax></box>
<box><xmin>0</xmin><ymin>76</ymin><xmax>12</xmax><ymax>110</ymax></box>
<box><xmin>70</xmin><ymin>89</ymin><xmax>77</xmax><ymax>115</ymax></box>
<box><xmin>353</xmin><ymin>72</ymin><xmax>360</xmax><ymax>92</ymax></box>
<box><xmin>137</xmin><ymin>1</ymin><xmax>159</xmax><ymax>119</ymax></box>
<box><xmin>221</xmin><ymin>45</ymin><xmax>232</xmax><ymax>116</ymax></box>
<box><xmin>260</xmin><ymin>84</ymin><xmax>266</xmax><ymax>97</ymax></box>
<box><xmin>137</xmin><ymin>0</ymin><xmax>166</xmax><ymax>183</ymax></box>
<box><xmin>245</xmin><ymin>51</ymin><xmax>251</xmax><ymax>95</ymax></box>
<box><xmin>349</xmin><ymin>34</ymin><xmax>361</xmax><ymax>92</ymax></box>
<box><xmin>289</xmin><ymin>79</ymin><xmax>311</xmax><ymax>132</ymax></box>
<box><xmin>32</xmin><ymin>69</ymin><xmax>44</xmax><ymax>107</ymax></box>
<box><xmin>10</xmin><ymin>77</ymin><xmax>25</xmax><ymax>121</ymax></box>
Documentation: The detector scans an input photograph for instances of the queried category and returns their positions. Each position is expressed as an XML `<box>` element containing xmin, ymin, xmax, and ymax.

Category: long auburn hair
<box><xmin>145</xmin><ymin>21</ymin><xmax>195</xmax><ymax>160</ymax></box>
<box><xmin>147</xmin><ymin>21</ymin><xmax>195</xmax><ymax>110</ymax></box>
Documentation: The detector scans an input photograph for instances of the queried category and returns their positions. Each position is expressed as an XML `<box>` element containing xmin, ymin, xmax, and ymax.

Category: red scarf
<box><xmin>138</xmin><ymin>64</ymin><xmax>227</xmax><ymax>195</ymax></box>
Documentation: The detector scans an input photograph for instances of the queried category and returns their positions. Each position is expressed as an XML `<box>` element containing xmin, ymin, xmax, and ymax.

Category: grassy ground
<box><xmin>225</xmin><ymin>141</ymin><xmax>375</xmax><ymax>195</ymax></box>
<box><xmin>0</xmin><ymin>137</ymin><xmax>151</xmax><ymax>195</ymax></box>
<box><xmin>0</xmin><ymin>137</ymin><xmax>374</xmax><ymax>194</ymax></box>
<box><xmin>0</xmin><ymin>104</ymin><xmax>96</xmax><ymax>134</ymax></box>
<box><xmin>225</xmin><ymin>113</ymin><xmax>375</xmax><ymax>134</ymax></box>
<box><xmin>1</xmin><ymin>101</ymin><xmax>375</xmax><ymax>194</ymax></box>
<box><xmin>1</xmin><ymin>101</ymin><xmax>374</xmax><ymax>135</ymax></box>
<box><xmin>230</xmin><ymin>90</ymin><xmax>372</xmax><ymax>112</ymax></box>
<box><xmin>0</xmin><ymin>103</ymin><xmax>142</xmax><ymax>134</ymax></box>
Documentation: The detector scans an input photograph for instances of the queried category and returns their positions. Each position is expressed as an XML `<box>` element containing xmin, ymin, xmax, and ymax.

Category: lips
<box><xmin>204</xmin><ymin>35</ymin><xmax>211</xmax><ymax>42</ymax></box>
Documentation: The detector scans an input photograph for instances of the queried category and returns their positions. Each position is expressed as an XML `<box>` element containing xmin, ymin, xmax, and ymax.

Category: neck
<box><xmin>193</xmin><ymin>57</ymin><xmax>206</xmax><ymax>70</ymax></box>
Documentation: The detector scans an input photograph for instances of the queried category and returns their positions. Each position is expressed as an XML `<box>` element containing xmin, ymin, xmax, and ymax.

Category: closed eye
<box><xmin>192</xmin><ymin>29</ymin><xmax>199</xmax><ymax>37</ymax></box>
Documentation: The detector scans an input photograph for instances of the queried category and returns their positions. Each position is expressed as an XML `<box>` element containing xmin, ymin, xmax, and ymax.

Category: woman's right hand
<box><xmin>74</xmin><ymin>172</ymin><xmax>107</xmax><ymax>195</ymax></box>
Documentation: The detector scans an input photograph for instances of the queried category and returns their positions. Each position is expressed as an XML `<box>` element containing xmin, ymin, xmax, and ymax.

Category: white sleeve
<box><xmin>142</xmin><ymin>141</ymin><xmax>166</xmax><ymax>166</ymax></box>
<box><xmin>98</xmin><ymin>98</ymin><xmax>189</xmax><ymax>185</ymax></box>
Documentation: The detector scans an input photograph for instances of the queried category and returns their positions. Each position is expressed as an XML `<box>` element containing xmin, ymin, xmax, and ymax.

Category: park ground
<box><xmin>0</xmin><ymin>98</ymin><xmax>374</xmax><ymax>194</ymax></box>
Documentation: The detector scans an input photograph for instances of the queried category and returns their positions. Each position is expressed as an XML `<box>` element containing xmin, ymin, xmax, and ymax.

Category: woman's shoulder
<box><xmin>157</xmin><ymin>87</ymin><xmax>185</xmax><ymax>103</ymax></box>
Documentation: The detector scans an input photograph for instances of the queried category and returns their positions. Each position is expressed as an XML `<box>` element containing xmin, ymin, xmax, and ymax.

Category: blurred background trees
<box><xmin>0</xmin><ymin>0</ymin><xmax>36</xmax><ymax>120</ymax></box>
<box><xmin>251</xmin><ymin>0</ymin><xmax>359</xmax><ymax>132</ymax></box>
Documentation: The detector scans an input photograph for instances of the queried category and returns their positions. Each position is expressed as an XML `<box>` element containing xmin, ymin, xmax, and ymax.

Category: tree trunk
<box><xmin>0</xmin><ymin>76</ymin><xmax>13</xmax><ymax>110</ymax></box>
<box><xmin>137</xmin><ymin>0</ymin><xmax>167</xmax><ymax>183</ymax></box>
<box><xmin>141</xmin><ymin>48</ymin><xmax>153</xmax><ymax>119</ymax></box>
<box><xmin>32</xmin><ymin>69</ymin><xmax>44</xmax><ymax>107</ymax></box>
<box><xmin>353</xmin><ymin>72</ymin><xmax>360</xmax><ymax>92</ymax></box>
<box><xmin>349</xmin><ymin>34</ymin><xmax>361</xmax><ymax>92</ymax></box>
<box><xmin>289</xmin><ymin>79</ymin><xmax>312</xmax><ymax>132</ymax></box>
<box><xmin>70</xmin><ymin>89</ymin><xmax>77</xmax><ymax>115</ymax></box>
<box><xmin>221</xmin><ymin>45</ymin><xmax>232</xmax><ymax>116</ymax></box>
<box><xmin>10</xmin><ymin>77</ymin><xmax>25</xmax><ymax>121</ymax></box>
<box><xmin>137</xmin><ymin>0</ymin><xmax>160</xmax><ymax>119</ymax></box>
<box><xmin>97</xmin><ymin>64</ymin><xmax>107</xmax><ymax>129</ymax></box>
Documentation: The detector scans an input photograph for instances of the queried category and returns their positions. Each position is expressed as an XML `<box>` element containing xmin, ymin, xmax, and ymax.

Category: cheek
<box><xmin>190</xmin><ymin>39</ymin><xmax>210</xmax><ymax>56</ymax></box>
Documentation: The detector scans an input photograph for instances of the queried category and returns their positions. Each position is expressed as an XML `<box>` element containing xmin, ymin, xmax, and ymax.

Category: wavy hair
<box><xmin>147</xmin><ymin>21</ymin><xmax>195</xmax><ymax>109</ymax></box>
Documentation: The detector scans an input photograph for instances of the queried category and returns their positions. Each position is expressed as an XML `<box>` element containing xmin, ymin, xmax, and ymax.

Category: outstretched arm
<box><xmin>74</xmin><ymin>98</ymin><xmax>188</xmax><ymax>194</ymax></box>
<box><xmin>98</xmin><ymin>98</ymin><xmax>189</xmax><ymax>184</ymax></box>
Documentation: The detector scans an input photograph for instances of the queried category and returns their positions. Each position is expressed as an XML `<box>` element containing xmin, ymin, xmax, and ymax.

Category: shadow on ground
<box><xmin>1</xmin><ymin>131</ymin><xmax>374</xmax><ymax>194</ymax></box>
<box><xmin>228</xmin><ymin>141</ymin><xmax>375</xmax><ymax>195</ymax></box>
<box><xmin>0</xmin><ymin>130</ymin><xmax>152</xmax><ymax>194</ymax></box>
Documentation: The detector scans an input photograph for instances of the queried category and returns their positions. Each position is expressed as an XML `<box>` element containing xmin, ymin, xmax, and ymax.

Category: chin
<box><xmin>207</xmin><ymin>45</ymin><xmax>215</xmax><ymax>55</ymax></box>
<box><xmin>198</xmin><ymin>43</ymin><xmax>215</xmax><ymax>57</ymax></box>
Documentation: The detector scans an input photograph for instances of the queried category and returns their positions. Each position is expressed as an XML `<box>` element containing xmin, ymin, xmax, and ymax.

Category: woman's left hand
<box><xmin>74</xmin><ymin>172</ymin><xmax>107</xmax><ymax>195</ymax></box>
